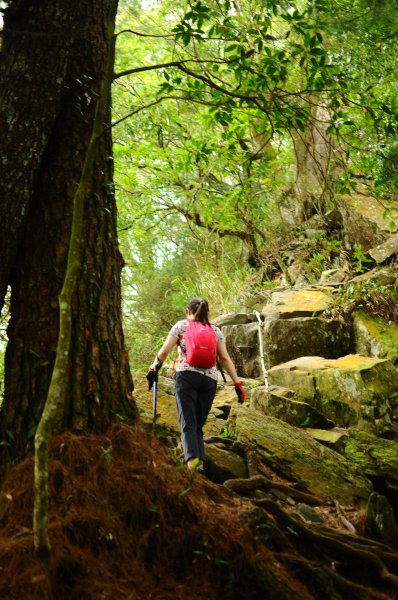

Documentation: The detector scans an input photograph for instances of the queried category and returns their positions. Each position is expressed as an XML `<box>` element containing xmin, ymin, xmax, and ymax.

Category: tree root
<box><xmin>224</xmin><ymin>474</ymin><xmax>326</xmax><ymax>506</ymax></box>
<box><xmin>258</xmin><ymin>498</ymin><xmax>398</xmax><ymax>591</ymax></box>
<box><xmin>281</xmin><ymin>553</ymin><xmax>393</xmax><ymax>600</ymax></box>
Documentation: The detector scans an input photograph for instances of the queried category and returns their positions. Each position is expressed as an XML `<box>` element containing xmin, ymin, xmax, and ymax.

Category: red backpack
<box><xmin>185</xmin><ymin>320</ymin><xmax>217</xmax><ymax>368</ymax></box>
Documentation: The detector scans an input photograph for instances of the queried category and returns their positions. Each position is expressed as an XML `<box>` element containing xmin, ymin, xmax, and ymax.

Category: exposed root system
<box><xmin>0</xmin><ymin>422</ymin><xmax>397</xmax><ymax>599</ymax></box>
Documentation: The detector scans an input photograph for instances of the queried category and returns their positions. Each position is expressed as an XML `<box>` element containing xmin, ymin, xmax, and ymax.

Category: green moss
<box><xmin>353</xmin><ymin>309</ymin><xmax>398</xmax><ymax>363</ymax></box>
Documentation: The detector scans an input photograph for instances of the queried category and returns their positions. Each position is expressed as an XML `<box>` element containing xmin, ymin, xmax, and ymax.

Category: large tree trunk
<box><xmin>0</xmin><ymin>0</ymin><xmax>135</xmax><ymax>469</ymax></box>
<box><xmin>290</xmin><ymin>104</ymin><xmax>341</xmax><ymax>223</ymax></box>
<box><xmin>0</xmin><ymin>1</ymin><xmax>74</xmax><ymax>308</ymax></box>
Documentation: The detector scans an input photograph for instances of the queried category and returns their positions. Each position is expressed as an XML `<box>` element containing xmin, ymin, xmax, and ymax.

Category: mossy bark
<box><xmin>33</xmin><ymin>8</ymin><xmax>119</xmax><ymax>557</ymax></box>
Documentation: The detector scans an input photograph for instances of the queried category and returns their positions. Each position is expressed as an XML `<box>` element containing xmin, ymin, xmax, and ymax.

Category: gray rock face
<box><xmin>213</xmin><ymin>312</ymin><xmax>256</xmax><ymax>326</ymax></box>
<box><xmin>368</xmin><ymin>233</ymin><xmax>398</xmax><ymax>264</ymax></box>
<box><xmin>263</xmin><ymin>316</ymin><xmax>351</xmax><ymax>368</ymax></box>
<box><xmin>221</xmin><ymin>321</ymin><xmax>261</xmax><ymax>378</ymax></box>
<box><xmin>338</xmin><ymin>191</ymin><xmax>397</xmax><ymax>250</ymax></box>
<box><xmin>222</xmin><ymin>316</ymin><xmax>351</xmax><ymax>376</ymax></box>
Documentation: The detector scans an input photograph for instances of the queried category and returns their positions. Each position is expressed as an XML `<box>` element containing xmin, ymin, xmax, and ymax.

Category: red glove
<box><xmin>234</xmin><ymin>382</ymin><xmax>245</xmax><ymax>403</ymax></box>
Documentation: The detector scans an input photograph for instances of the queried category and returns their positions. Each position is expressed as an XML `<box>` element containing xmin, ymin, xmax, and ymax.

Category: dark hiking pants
<box><xmin>174</xmin><ymin>370</ymin><xmax>217</xmax><ymax>463</ymax></box>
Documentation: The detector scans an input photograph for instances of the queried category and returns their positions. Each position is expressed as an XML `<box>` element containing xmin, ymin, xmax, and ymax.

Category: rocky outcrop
<box><xmin>353</xmin><ymin>309</ymin><xmax>398</xmax><ymax>364</ymax></box>
<box><xmin>227</xmin><ymin>405</ymin><xmax>373</xmax><ymax>504</ymax></box>
<box><xmin>267</xmin><ymin>355</ymin><xmax>398</xmax><ymax>435</ymax></box>
<box><xmin>219</xmin><ymin>288</ymin><xmax>351</xmax><ymax>376</ymax></box>
<box><xmin>338</xmin><ymin>189</ymin><xmax>398</xmax><ymax>251</ymax></box>
<box><xmin>343</xmin><ymin>428</ymin><xmax>398</xmax><ymax>484</ymax></box>
<box><xmin>262</xmin><ymin>317</ymin><xmax>351</xmax><ymax>368</ymax></box>
<box><xmin>251</xmin><ymin>384</ymin><xmax>333</xmax><ymax>429</ymax></box>
<box><xmin>369</xmin><ymin>232</ymin><xmax>398</xmax><ymax>264</ymax></box>
<box><xmin>260</xmin><ymin>288</ymin><xmax>333</xmax><ymax>318</ymax></box>
<box><xmin>134</xmin><ymin>274</ymin><xmax>398</xmax><ymax>530</ymax></box>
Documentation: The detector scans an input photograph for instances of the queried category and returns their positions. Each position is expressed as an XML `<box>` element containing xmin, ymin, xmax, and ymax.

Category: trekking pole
<box><xmin>152</xmin><ymin>369</ymin><xmax>159</xmax><ymax>425</ymax></box>
<box><xmin>254</xmin><ymin>311</ymin><xmax>268</xmax><ymax>390</ymax></box>
<box><xmin>217</xmin><ymin>358</ymin><xmax>227</xmax><ymax>383</ymax></box>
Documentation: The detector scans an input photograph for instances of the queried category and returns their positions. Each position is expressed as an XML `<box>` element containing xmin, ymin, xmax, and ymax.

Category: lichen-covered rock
<box><xmin>251</xmin><ymin>385</ymin><xmax>333</xmax><ymax>428</ymax></box>
<box><xmin>368</xmin><ymin>232</ymin><xmax>398</xmax><ymax>264</ymax></box>
<box><xmin>228</xmin><ymin>405</ymin><xmax>373</xmax><ymax>504</ymax></box>
<box><xmin>338</xmin><ymin>192</ymin><xmax>398</xmax><ymax>250</ymax></box>
<box><xmin>134</xmin><ymin>376</ymin><xmax>180</xmax><ymax>430</ymax></box>
<box><xmin>261</xmin><ymin>288</ymin><xmax>333</xmax><ymax>319</ymax></box>
<box><xmin>304</xmin><ymin>428</ymin><xmax>349</xmax><ymax>452</ymax></box>
<box><xmin>343</xmin><ymin>428</ymin><xmax>398</xmax><ymax>483</ymax></box>
<box><xmin>204</xmin><ymin>443</ymin><xmax>249</xmax><ymax>483</ymax></box>
<box><xmin>353</xmin><ymin>309</ymin><xmax>398</xmax><ymax>364</ymax></box>
<box><xmin>268</xmin><ymin>355</ymin><xmax>398</xmax><ymax>434</ymax></box>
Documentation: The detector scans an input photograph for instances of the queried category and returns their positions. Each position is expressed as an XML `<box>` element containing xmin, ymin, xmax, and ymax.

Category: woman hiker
<box><xmin>146</xmin><ymin>297</ymin><xmax>245</xmax><ymax>475</ymax></box>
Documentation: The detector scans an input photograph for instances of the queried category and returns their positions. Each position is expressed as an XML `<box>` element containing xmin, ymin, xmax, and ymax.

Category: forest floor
<box><xmin>0</xmin><ymin>422</ymin><xmax>397</xmax><ymax>599</ymax></box>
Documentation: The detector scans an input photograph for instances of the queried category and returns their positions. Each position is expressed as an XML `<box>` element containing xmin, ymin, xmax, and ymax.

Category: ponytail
<box><xmin>187</xmin><ymin>297</ymin><xmax>210</xmax><ymax>325</ymax></box>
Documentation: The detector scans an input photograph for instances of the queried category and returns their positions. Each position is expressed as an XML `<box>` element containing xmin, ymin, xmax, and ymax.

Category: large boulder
<box><xmin>251</xmin><ymin>384</ymin><xmax>333</xmax><ymax>429</ymax></box>
<box><xmin>204</xmin><ymin>443</ymin><xmax>249</xmax><ymax>483</ymax></box>
<box><xmin>213</xmin><ymin>313</ymin><xmax>256</xmax><ymax>327</ymax></box>
<box><xmin>222</xmin><ymin>316</ymin><xmax>351</xmax><ymax>376</ymax></box>
<box><xmin>263</xmin><ymin>316</ymin><xmax>351</xmax><ymax>368</ymax></box>
<box><xmin>221</xmin><ymin>289</ymin><xmax>351</xmax><ymax>376</ymax></box>
<box><xmin>221</xmin><ymin>321</ymin><xmax>260</xmax><ymax>378</ymax></box>
<box><xmin>343</xmin><ymin>428</ymin><xmax>398</xmax><ymax>484</ymax></box>
<box><xmin>228</xmin><ymin>405</ymin><xmax>373</xmax><ymax>504</ymax></box>
<box><xmin>268</xmin><ymin>355</ymin><xmax>398</xmax><ymax>435</ymax></box>
<box><xmin>337</xmin><ymin>190</ymin><xmax>398</xmax><ymax>251</ymax></box>
<box><xmin>353</xmin><ymin>309</ymin><xmax>398</xmax><ymax>364</ymax></box>
<box><xmin>261</xmin><ymin>288</ymin><xmax>333</xmax><ymax>319</ymax></box>
<box><xmin>368</xmin><ymin>233</ymin><xmax>398</xmax><ymax>264</ymax></box>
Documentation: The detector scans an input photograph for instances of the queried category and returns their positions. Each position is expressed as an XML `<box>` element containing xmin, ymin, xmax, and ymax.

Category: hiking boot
<box><xmin>195</xmin><ymin>466</ymin><xmax>205</xmax><ymax>475</ymax></box>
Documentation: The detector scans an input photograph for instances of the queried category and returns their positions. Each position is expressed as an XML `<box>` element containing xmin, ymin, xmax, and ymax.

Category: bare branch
<box><xmin>116</xmin><ymin>28</ymin><xmax>176</xmax><ymax>39</ymax></box>
<box><xmin>113</xmin><ymin>58</ymin><xmax>233</xmax><ymax>81</ymax></box>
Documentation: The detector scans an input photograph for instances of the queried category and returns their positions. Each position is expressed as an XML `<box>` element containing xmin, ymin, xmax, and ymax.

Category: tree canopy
<box><xmin>110</xmin><ymin>0</ymin><xmax>398</xmax><ymax>369</ymax></box>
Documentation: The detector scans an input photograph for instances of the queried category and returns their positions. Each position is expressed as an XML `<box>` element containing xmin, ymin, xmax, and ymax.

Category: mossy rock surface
<box><xmin>344</xmin><ymin>428</ymin><xmax>398</xmax><ymax>481</ymax></box>
<box><xmin>222</xmin><ymin>313</ymin><xmax>350</xmax><ymax>375</ymax></box>
<box><xmin>353</xmin><ymin>309</ymin><xmax>398</xmax><ymax>364</ymax></box>
<box><xmin>261</xmin><ymin>289</ymin><xmax>333</xmax><ymax>319</ymax></box>
<box><xmin>268</xmin><ymin>355</ymin><xmax>398</xmax><ymax>433</ymax></box>
<box><xmin>228</xmin><ymin>405</ymin><xmax>372</xmax><ymax>504</ymax></box>
<box><xmin>252</xmin><ymin>385</ymin><xmax>333</xmax><ymax>428</ymax></box>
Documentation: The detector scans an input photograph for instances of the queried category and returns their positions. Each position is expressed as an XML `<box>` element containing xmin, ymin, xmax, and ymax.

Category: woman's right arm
<box><xmin>151</xmin><ymin>334</ymin><xmax>178</xmax><ymax>368</ymax></box>
<box><xmin>216</xmin><ymin>340</ymin><xmax>240</xmax><ymax>384</ymax></box>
